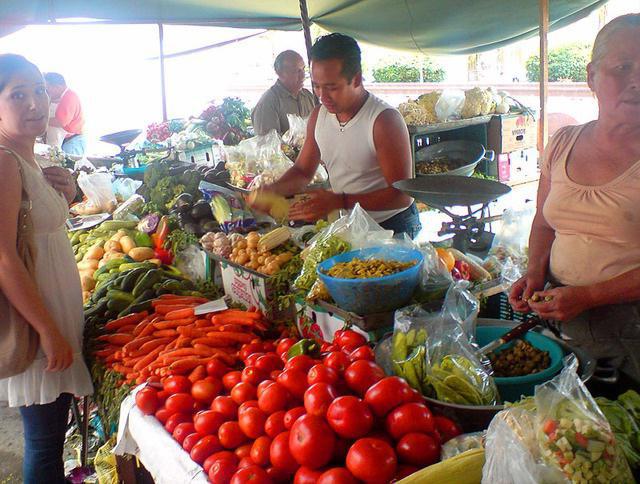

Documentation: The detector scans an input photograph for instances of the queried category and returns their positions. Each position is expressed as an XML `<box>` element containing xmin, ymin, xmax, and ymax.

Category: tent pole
<box><xmin>299</xmin><ymin>0</ymin><xmax>313</xmax><ymax>66</ymax></box>
<box><xmin>538</xmin><ymin>0</ymin><xmax>549</xmax><ymax>151</ymax></box>
<box><xmin>158</xmin><ymin>23</ymin><xmax>168</xmax><ymax>122</ymax></box>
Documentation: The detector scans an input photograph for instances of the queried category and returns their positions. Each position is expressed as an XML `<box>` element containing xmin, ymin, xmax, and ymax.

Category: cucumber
<box><xmin>99</xmin><ymin>220</ymin><xmax>138</xmax><ymax>231</ymax></box>
<box><xmin>84</xmin><ymin>297</ymin><xmax>108</xmax><ymax>318</ymax></box>
<box><xmin>106</xmin><ymin>289</ymin><xmax>135</xmax><ymax>304</ymax></box>
<box><xmin>132</xmin><ymin>269</ymin><xmax>162</xmax><ymax>298</ymax></box>
<box><xmin>123</xmin><ymin>299</ymin><xmax>153</xmax><ymax>316</ymax></box>
<box><xmin>120</xmin><ymin>267</ymin><xmax>149</xmax><ymax>293</ymax></box>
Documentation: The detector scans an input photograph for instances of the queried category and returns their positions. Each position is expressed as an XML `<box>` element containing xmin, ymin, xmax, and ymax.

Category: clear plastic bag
<box><xmin>199</xmin><ymin>181</ymin><xmax>256</xmax><ymax>234</ymax></box>
<box><xmin>441</xmin><ymin>431</ymin><xmax>485</xmax><ymax>460</ymax></box>
<box><xmin>73</xmin><ymin>171</ymin><xmax>117</xmax><ymax>215</ymax></box>
<box><xmin>112</xmin><ymin>177</ymin><xmax>143</xmax><ymax>201</ymax></box>
<box><xmin>283</xmin><ymin>114</ymin><xmax>307</xmax><ymax>149</ymax></box>
<box><xmin>423</xmin><ymin>283</ymin><xmax>498</xmax><ymax>406</ymax></box>
<box><xmin>535</xmin><ymin>356</ymin><xmax>634</xmax><ymax>483</ymax></box>
<box><xmin>435</xmin><ymin>89</ymin><xmax>465</xmax><ymax>122</ymax></box>
<box><xmin>294</xmin><ymin>204</ymin><xmax>393</xmax><ymax>291</ymax></box>
<box><xmin>112</xmin><ymin>194</ymin><xmax>145</xmax><ymax>221</ymax></box>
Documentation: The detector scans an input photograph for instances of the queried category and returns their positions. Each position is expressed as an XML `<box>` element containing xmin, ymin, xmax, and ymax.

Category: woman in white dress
<box><xmin>0</xmin><ymin>54</ymin><xmax>93</xmax><ymax>483</ymax></box>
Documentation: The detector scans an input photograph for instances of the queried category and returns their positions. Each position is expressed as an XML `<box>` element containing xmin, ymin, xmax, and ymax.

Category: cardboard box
<box><xmin>488</xmin><ymin>114</ymin><xmax>537</xmax><ymax>154</ymax></box>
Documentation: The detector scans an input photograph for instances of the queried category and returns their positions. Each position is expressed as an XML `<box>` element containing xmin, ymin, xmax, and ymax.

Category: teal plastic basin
<box><xmin>476</xmin><ymin>326</ymin><xmax>564</xmax><ymax>402</ymax></box>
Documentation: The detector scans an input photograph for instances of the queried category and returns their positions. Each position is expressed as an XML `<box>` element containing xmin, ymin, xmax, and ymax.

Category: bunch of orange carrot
<box><xmin>93</xmin><ymin>294</ymin><xmax>268</xmax><ymax>386</ymax></box>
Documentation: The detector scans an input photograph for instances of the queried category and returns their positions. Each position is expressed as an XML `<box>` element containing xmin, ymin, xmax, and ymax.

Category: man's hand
<box><xmin>43</xmin><ymin>166</ymin><xmax>76</xmax><ymax>204</ymax></box>
<box><xmin>288</xmin><ymin>189</ymin><xmax>342</xmax><ymax>222</ymax></box>
<box><xmin>528</xmin><ymin>285</ymin><xmax>594</xmax><ymax>321</ymax></box>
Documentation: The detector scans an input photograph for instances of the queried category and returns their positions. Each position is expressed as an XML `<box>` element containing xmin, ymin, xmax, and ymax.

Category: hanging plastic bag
<box><xmin>435</xmin><ymin>89</ymin><xmax>465</xmax><ymax>122</ymax></box>
<box><xmin>294</xmin><ymin>203</ymin><xmax>393</xmax><ymax>292</ymax></box>
<box><xmin>535</xmin><ymin>356</ymin><xmax>634</xmax><ymax>483</ymax></box>
<box><xmin>423</xmin><ymin>282</ymin><xmax>498</xmax><ymax>406</ymax></box>
<box><xmin>283</xmin><ymin>114</ymin><xmax>307</xmax><ymax>149</ymax></box>
<box><xmin>72</xmin><ymin>171</ymin><xmax>117</xmax><ymax>215</ymax></box>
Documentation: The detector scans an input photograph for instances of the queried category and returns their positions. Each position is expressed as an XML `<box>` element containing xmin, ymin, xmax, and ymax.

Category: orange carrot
<box><xmin>152</xmin><ymin>304</ymin><xmax>193</xmax><ymax>315</ymax></box>
<box><xmin>104</xmin><ymin>311</ymin><xmax>148</xmax><ymax>332</ymax></box>
<box><xmin>138</xmin><ymin>319</ymin><xmax>160</xmax><ymax>338</ymax></box>
<box><xmin>132</xmin><ymin>317</ymin><xmax>153</xmax><ymax>336</ymax></box>
<box><xmin>218</xmin><ymin>309</ymin><xmax>262</xmax><ymax>320</ymax></box>
<box><xmin>169</xmin><ymin>357</ymin><xmax>211</xmax><ymax>374</ymax></box>
<box><xmin>153</xmin><ymin>329</ymin><xmax>178</xmax><ymax>338</ymax></box>
<box><xmin>112</xmin><ymin>363</ymin><xmax>133</xmax><ymax>375</ymax></box>
<box><xmin>152</xmin><ymin>318</ymin><xmax>197</xmax><ymax>330</ymax></box>
<box><xmin>188</xmin><ymin>365</ymin><xmax>207</xmax><ymax>383</ymax></box>
<box><xmin>165</xmin><ymin>307</ymin><xmax>196</xmax><ymax>320</ymax></box>
<box><xmin>93</xmin><ymin>346</ymin><xmax>119</xmax><ymax>359</ymax></box>
<box><xmin>162</xmin><ymin>347</ymin><xmax>213</xmax><ymax>359</ymax></box>
<box><xmin>176</xmin><ymin>326</ymin><xmax>208</xmax><ymax>338</ymax></box>
<box><xmin>129</xmin><ymin>338</ymin><xmax>173</xmax><ymax>357</ymax></box>
<box><xmin>205</xmin><ymin>332</ymin><xmax>254</xmax><ymax>343</ymax></box>
<box><xmin>194</xmin><ymin>319</ymin><xmax>211</xmax><ymax>328</ymax></box>
<box><xmin>97</xmin><ymin>333</ymin><xmax>135</xmax><ymax>346</ymax></box>
<box><xmin>133</xmin><ymin>346</ymin><xmax>163</xmax><ymax>372</ymax></box>
<box><xmin>122</xmin><ymin>335</ymin><xmax>155</xmax><ymax>355</ymax></box>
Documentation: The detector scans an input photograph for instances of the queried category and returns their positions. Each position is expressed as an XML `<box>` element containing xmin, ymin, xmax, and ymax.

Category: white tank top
<box><xmin>315</xmin><ymin>93</ymin><xmax>411</xmax><ymax>223</ymax></box>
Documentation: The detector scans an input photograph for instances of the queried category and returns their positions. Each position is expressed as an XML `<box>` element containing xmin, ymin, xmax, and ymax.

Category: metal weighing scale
<box><xmin>394</xmin><ymin>175</ymin><xmax>511</xmax><ymax>254</ymax></box>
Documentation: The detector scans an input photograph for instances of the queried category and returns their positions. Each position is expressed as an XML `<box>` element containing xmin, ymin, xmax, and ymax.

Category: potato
<box><xmin>77</xmin><ymin>259</ymin><xmax>99</xmax><ymax>271</ymax></box>
<box><xmin>103</xmin><ymin>251</ymin><xmax>125</xmax><ymax>262</ymax></box>
<box><xmin>128</xmin><ymin>247</ymin><xmax>155</xmax><ymax>262</ymax></box>
<box><xmin>104</xmin><ymin>240</ymin><xmax>122</xmax><ymax>253</ymax></box>
<box><xmin>84</xmin><ymin>244</ymin><xmax>105</xmax><ymax>260</ymax></box>
<box><xmin>110</xmin><ymin>229</ymin><xmax>128</xmax><ymax>242</ymax></box>
<box><xmin>119</xmin><ymin>236</ymin><xmax>136</xmax><ymax>254</ymax></box>
<box><xmin>80</xmin><ymin>275</ymin><xmax>96</xmax><ymax>292</ymax></box>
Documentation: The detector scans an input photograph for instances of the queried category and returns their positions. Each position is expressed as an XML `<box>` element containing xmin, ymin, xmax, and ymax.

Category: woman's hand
<box><xmin>508</xmin><ymin>272</ymin><xmax>546</xmax><ymax>313</ymax></box>
<box><xmin>40</xmin><ymin>328</ymin><xmax>74</xmax><ymax>372</ymax></box>
<box><xmin>43</xmin><ymin>166</ymin><xmax>76</xmax><ymax>204</ymax></box>
<box><xmin>528</xmin><ymin>286</ymin><xmax>593</xmax><ymax>321</ymax></box>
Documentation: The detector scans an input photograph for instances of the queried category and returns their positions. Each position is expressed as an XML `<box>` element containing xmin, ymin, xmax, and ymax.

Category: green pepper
<box><xmin>287</xmin><ymin>339</ymin><xmax>321</xmax><ymax>359</ymax></box>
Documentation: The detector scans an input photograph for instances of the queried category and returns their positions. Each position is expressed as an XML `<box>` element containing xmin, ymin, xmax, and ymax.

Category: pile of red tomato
<box><xmin>135</xmin><ymin>329</ymin><xmax>462</xmax><ymax>483</ymax></box>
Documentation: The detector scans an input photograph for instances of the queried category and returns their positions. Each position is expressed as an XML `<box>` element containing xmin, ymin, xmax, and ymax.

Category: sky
<box><xmin>0</xmin><ymin>0</ymin><xmax>636</xmax><ymax>154</ymax></box>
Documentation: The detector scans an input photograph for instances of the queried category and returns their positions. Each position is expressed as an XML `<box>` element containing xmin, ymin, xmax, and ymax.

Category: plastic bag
<box><xmin>441</xmin><ymin>431</ymin><xmax>485</xmax><ymax>460</ymax></box>
<box><xmin>174</xmin><ymin>244</ymin><xmax>207</xmax><ymax>282</ymax></box>
<box><xmin>112</xmin><ymin>177</ymin><xmax>143</xmax><ymax>201</ymax></box>
<box><xmin>410</xmin><ymin>242</ymin><xmax>453</xmax><ymax>305</ymax></box>
<box><xmin>112</xmin><ymin>194</ymin><xmax>145</xmax><ymax>221</ymax></box>
<box><xmin>294</xmin><ymin>204</ymin><xmax>393</xmax><ymax>292</ymax></box>
<box><xmin>483</xmin><ymin>407</ymin><xmax>567</xmax><ymax>484</ymax></box>
<box><xmin>435</xmin><ymin>89</ymin><xmax>465</xmax><ymax>122</ymax></box>
<box><xmin>199</xmin><ymin>181</ymin><xmax>256</xmax><ymax>234</ymax></box>
<box><xmin>423</xmin><ymin>282</ymin><xmax>498</xmax><ymax>405</ymax></box>
<box><xmin>73</xmin><ymin>171</ymin><xmax>117</xmax><ymax>215</ymax></box>
<box><xmin>283</xmin><ymin>114</ymin><xmax>307</xmax><ymax>149</ymax></box>
<box><xmin>94</xmin><ymin>437</ymin><xmax>119</xmax><ymax>484</ymax></box>
<box><xmin>535</xmin><ymin>356</ymin><xmax>634</xmax><ymax>483</ymax></box>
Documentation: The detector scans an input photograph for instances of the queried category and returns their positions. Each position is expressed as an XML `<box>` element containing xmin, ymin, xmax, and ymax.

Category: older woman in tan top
<box><xmin>509</xmin><ymin>14</ymin><xmax>640</xmax><ymax>384</ymax></box>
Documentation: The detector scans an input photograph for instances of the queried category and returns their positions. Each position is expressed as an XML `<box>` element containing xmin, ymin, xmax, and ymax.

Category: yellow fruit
<box><xmin>436</xmin><ymin>248</ymin><xmax>455</xmax><ymax>272</ymax></box>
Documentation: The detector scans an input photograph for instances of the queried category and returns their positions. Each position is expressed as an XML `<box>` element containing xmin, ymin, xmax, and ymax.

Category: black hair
<box><xmin>0</xmin><ymin>54</ymin><xmax>41</xmax><ymax>94</ymax></box>
<box><xmin>44</xmin><ymin>72</ymin><xmax>66</xmax><ymax>86</ymax></box>
<box><xmin>310</xmin><ymin>33</ymin><xmax>361</xmax><ymax>81</ymax></box>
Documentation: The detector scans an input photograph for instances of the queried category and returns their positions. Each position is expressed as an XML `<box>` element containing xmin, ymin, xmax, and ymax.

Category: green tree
<box><xmin>372</xmin><ymin>58</ymin><xmax>445</xmax><ymax>82</ymax></box>
<box><xmin>526</xmin><ymin>44</ymin><xmax>590</xmax><ymax>82</ymax></box>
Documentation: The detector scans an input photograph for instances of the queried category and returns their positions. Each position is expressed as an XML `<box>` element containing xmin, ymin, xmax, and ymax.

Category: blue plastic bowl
<box><xmin>316</xmin><ymin>246</ymin><xmax>423</xmax><ymax>315</ymax></box>
<box><xmin>476</xmin><ymin>326</ymin><xmax>565</xmax><ymax>402</ymax></box>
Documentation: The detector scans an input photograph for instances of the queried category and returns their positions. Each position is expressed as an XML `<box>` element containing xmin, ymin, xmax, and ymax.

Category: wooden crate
<box><xmin>488</xmin><ymin>113</ymin><xmax>537</xmax><ymax>154</ymax></box>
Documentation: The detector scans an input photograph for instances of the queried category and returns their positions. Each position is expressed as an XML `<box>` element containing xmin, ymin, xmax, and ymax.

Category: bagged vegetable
<box><xmin>423</xmin><ymin>283</ymin><xmax>498</xmax><ymax>406</ymax></box>
<box><xmin>293</xmin><ymin>204</ymin><xmax>392</xmax><ymax>291</ymax></box>
<box><xmin>596</xmin><ymin>397</ymin><xmax>640</xmax><ymax>469</ymax></box>
<box><xmin>199</xmin><ymin>181</ymin><xmax>256</xmax><ymax>234</ymax></box>
<box><xmin>535</xmin><ymin>356</ymin><xmax>634</xmax><ymax>483</ymax></box>
<box><xmin>441</xmin><ymin>432</ymin><xmax>485</xmax><ymax>460</ymax></box>
<box><xmin>73</xmin><ymin>171</ymin><xmax>117</xmax><ymax>215</ymax></box>
<box><xmin>282</xmin><ymin>114</ymin><xmax>307</xmax><ymax>149</ymax></box>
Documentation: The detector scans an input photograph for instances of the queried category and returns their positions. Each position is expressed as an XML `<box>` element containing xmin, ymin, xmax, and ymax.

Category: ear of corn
<box><xmin>397</xmin><ymin>448</ymin><xmax>485</xmax><ymax>484</ymax></box>
<box><xmin>258</xmin><ymin>227</ymin><xmax>291</xmax><ymax>252</ymax></box>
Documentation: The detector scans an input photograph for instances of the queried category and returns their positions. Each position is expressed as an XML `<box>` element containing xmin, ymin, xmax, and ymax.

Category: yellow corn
<box><xmin>397</xmin><ymin>448</ymin><xmax>485</xmax><ymax>484</ymax></box>
<box><xmin>257</xmin><ymin>227</ymin><xmax>291</xmax><ymax>252</ymax></box>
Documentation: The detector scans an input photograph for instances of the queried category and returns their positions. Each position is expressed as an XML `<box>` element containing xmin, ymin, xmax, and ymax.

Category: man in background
<box><xmin>44</xmin><ymin>72</ymin><xmax>86</xmax><ymax>156</ymax></box>
<box><xmin>251</xmin><ymin>50</ymin><xmax>315</xmax><ymax>136</ymax></box>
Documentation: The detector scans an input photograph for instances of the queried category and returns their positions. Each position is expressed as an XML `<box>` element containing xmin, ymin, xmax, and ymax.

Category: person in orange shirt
<box><xmin>44</xmin><ymin>72</ymin><xmax>86</xmax><ymax>156</ymax></box>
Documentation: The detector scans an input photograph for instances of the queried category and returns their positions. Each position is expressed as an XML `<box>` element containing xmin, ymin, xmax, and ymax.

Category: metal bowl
<box><xmin>374</xmin><ymin>318</ymin><xmax>595</xmax><ymax>432</ymax></box>
<box><xmin>415</xmin><ymin>140</ymin><xmax>495</xmax><ymax>177</ymax></box>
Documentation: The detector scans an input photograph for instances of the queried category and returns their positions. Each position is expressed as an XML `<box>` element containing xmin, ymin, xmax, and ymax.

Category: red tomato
<box><xmin>320</xmin><ymin>342</ymin><xmax>338</xmax><ymax>353</ymax></box>
<box><xmin>364</xmin><ymin>377</ymin><xmax>414</xmax><ymax>417</ymax></box>
<box><xmin>283</xmin><ymin>407</ymin><xmax>306</xmax><ymax>430</ymax></box>
<box><xmin>206</xmin><ymin>359</ymin><xmax>229</xmax><ymax>379</ymax></box>
<box><xmin>244</xmin><ymin>352</ymin><xmax>265</xmax><ymax>368</ymax></box>
<box><xmin>277</xmin><ymin>369</ymin><xmax>309</xmax><ymax>400</ymax></box>
<box><xmin>182</xmin><ymin>433</ymin><xmax>201</xmax><ymax>453</ymax></box>
<box><xmin>240</xmin><ymin>342</ymin><xmax>265</xmax><ymax>362</ymax></box>
<box><xmin>269</xmin><ymin>431</ymin><xmax>299</xmax><ymax>474</ymax></box>
<box><xmin>396</xmin><ymin>433</ymin><xmax>440</xmax><ymax>467</ymax></box>
<box><xmin>164</xmin><ymin>412</ymin><xmax>191</xmax><ymax>433</ymax></box>
<box><xmin>165</xmin><ymin>393</ymin><xmax>195</xmax><ymax>414</ymax></box>
<box><xmin>191</xmin><ymin>379</ymin><xmax>222</xmax><ymax>404</ymax></box>
<box><xmin>223</xmin><ymin>371</ymin><xmax>243</xmax><ymax>391</ymax></box>
<box><xmin>307</xmin><ymin>364</ymin><xmax>339</xmax><ymax>386</ymax></box>
<box><xmin>231</xmin><ymin>382</ymin><xmax>257</xmax><ymax>405</ymax></box>
<box><xmin>434</xmin><ymin>416</ymin><xmax>462</xmax><ymax>443</ymax></box>
<box><xmin>334</xmin><ymin>330</ymin><xmax>366</xmax><ymax>350</ymax></box>
<box><xmin>257</xmin><ymin>380</ymin><xmax>275</xmax><ymax>398</ymax></box>
<box><xmin>250</xmin><ymin>436</ymin><xmax>272</xmax><ymax>467</ymax></box>
<box><xmin>326</xmin><ymin>396</ymin><xmax>374</xmax><ymax>439</ymax></box>
<box><xmin>238</xmin><ymin>400</ymin><xmax>259</xmax><ymax>416</ymax></box>
<box><xmin>190</xmin><ymin>435</ymin><xmax>223</xmax><ymax>464</ymax></box>
<box><xmin>407</xmin><ymin>388</ymin><xmax>423</xmax><ymax>403</ymax></box>
<box><xmin>270</xmin><ymin>370</ymin><xmax>283</xmax><ymax>381</ymax></box>
<box><xmin>255</xmin><ymin>354</ymin><xmax>284</xmax><ymax>373</ymax></box>
<box><xmin>264</xmin><ymin>411</ymin><xmax>287</xmax><ymax>439</ymax></box>
<box><xmin>194</xmin><ymin>410</ymin><xmax>226</xmax><ymax>435</ymax></box>
<box><xmin>346</xmin><ymin>438</ymin><xmax>397</xmax><ymax>483</ymax></box>
<box><xmin>294</xmin><ymin>466</ymin><xmax>323</xmax><ymax>484</ymax></box>
<box><xmin>219</xmin><ymin>421</ymin><xmax>248</xmax><ymax>449</ymax></box>
<box><xmin>235</xmin><ymin>443</ymin><xmax>253</xmax><ymax>460</ymax></box>
<box><xmin>385</xmin><ymin>403</ymin><xmax>435</xmax><ymax>440</ymax></box>
<box><xmin>156</xmin><ymin>390</ymin><xmax>169</xmax><ymax>406</ymax></box>
<box><xmin>211</xmin><ymin>396</ymin><xmax>239</xmax><ymax>420</ymax></box>
<box><xmin>208</xmin><ymin>458</ymin><xmax>237</xmax><ymax>484</ymax></box>
<box><xmin>163</xmin><ymin>375</ymin><xmax>191</xmax><ymax>395</ymax></box>
<box><xmin>323</xmin><ymin>352</ymin><xmax>351</xmax><ymax>374</ymax></box>
<box><xmin>205</xmin><ymin>451</ymin><xmax>239</xmax><ymax>472</ymax></box>
<box><xmin>394</xmin><ymin>465</ymin><xmax>419</xmax><ymax>481</ymax></box>
<box><xmin>285</xmin><ymin>355</ymin><xmax>316</xmax><ymax>373</ymax></box>
<box><xmin>348</xmin><ymin>345</ymin><xmax>375</xmax><ymax>362</ymax></box>
<box><xmin>303</xmin><ymin>383</ymin><xmax>338</xmax><ymax>417</ymax></box>
<box><xmin>266</xmin><ymin>466</ymin><xmax>291</xmax><ymax>483</ymax></box>
<box><xmin>238</xmin><ymin>456</ymin><xmax>255</xmax><ymax>469</ymax></box>
<box><xmin>332</xmin><ymin>438</ymin><xmax>352</xmax><ymax>463</ymax></box>
<box><xmin>155</xmin><ymin>407</ymin><xmax>172</xmax><ymax>425</ymax></box>
<box><xmin>242</xmin><ymin>366</ymin><xmax>268</xmax><ymax>386</ymax></box>
<box><xmin>343</xmin><ymin>360</ymin><xmax>385</xmax><ymax>396</ymax></box>
<box><xmin>230</xmin><ymin>465</ymin><xmax>271</xmax><ymax>484</ymax></box>
<box><xmin>263</xmin><ymin>341</ymin><xmax>276</xmax><ymax>353</ymax></box>
<box><xmin>276</xmin><ymin>338</ymin><xmax>297</xmax><ymax>358</ymax></box>
<box><xmin>135</xmin><ymin>388</ymin><xmax>160</xmax><ymax>415</ymax></box>
<box><xmin>289</xmin><ymin>414</ymin><xmax>336</xmax><ymax>469</ymax></box>
<box><xmin>317</xmin><ymin>467</ymin><xmax>358</xmax><ymax>484</ymax></box>
<box><xmin>238</xmin><ymin>407</ymin><xmax>267</xmax><ymax>439</ymax></box>
<box><xmin>258</xmin><ymin>382</ymin><xmax>290</xmax><ymax>415</ymax></box>
<box><xmin>172</xmin><ymin>422</ymin><xmax>196</xmax><ymax>444</ymax></box>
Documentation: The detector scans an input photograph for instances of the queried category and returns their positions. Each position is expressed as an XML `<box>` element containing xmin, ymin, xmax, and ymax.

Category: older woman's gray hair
<box><xmin>591</xmin><ymin>13</ymin><xmax>640</xmax><ymax>64</ymax></box>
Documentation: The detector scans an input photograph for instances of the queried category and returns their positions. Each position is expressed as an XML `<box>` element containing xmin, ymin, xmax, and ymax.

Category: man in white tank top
<box><xmin>250</xmin><ymin>34</ymin><xmax>421</xmax><ymax>238</ymax></box>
